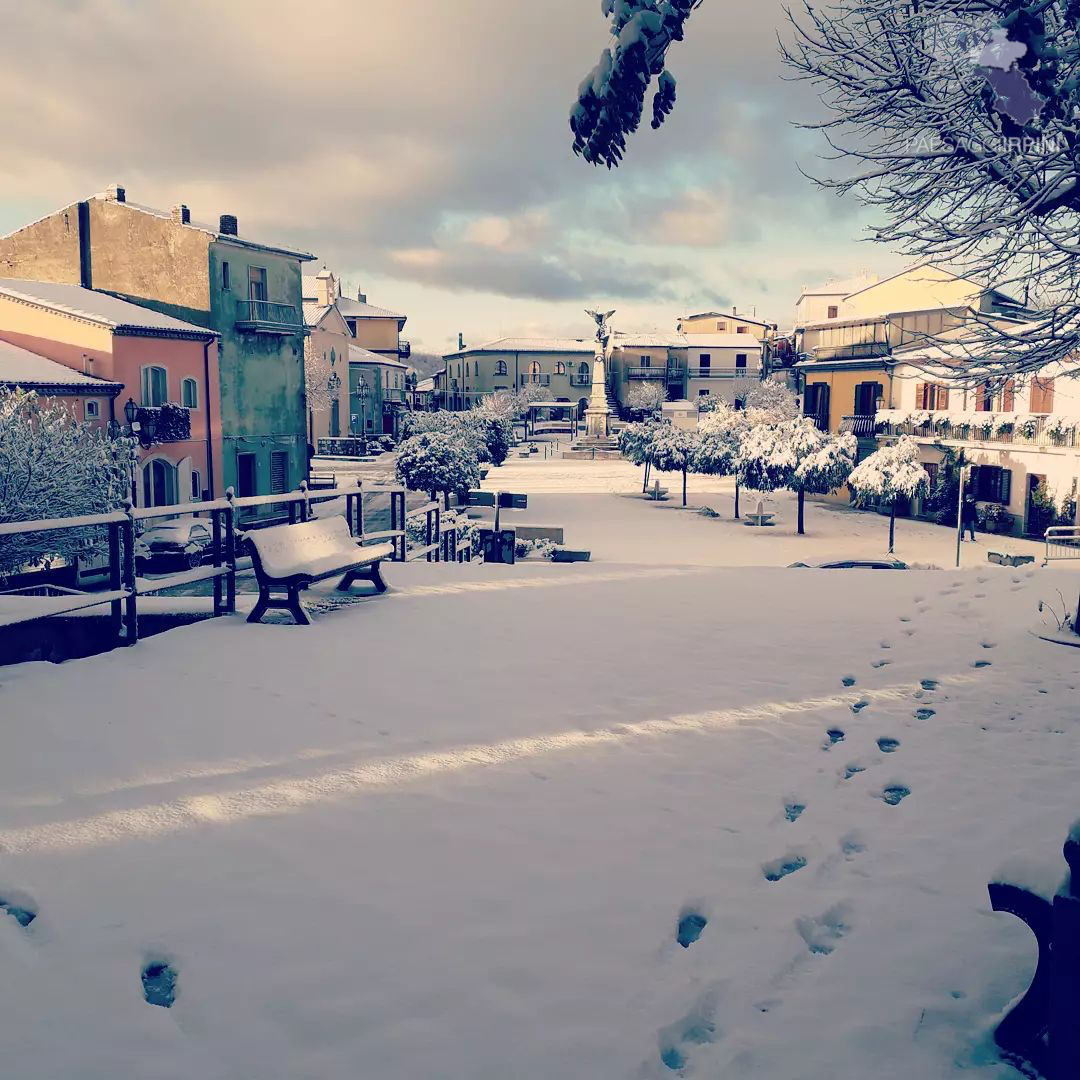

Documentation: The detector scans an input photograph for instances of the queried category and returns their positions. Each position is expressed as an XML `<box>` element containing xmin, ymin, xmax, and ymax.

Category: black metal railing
<box><xmin>626</xmin><ymin>367</ymin><xmax>666</xmax><ymax>380</ymax></box>
<box><xmin>139</xmin><ymin>404</ymin><xmax>191</xmax><ymax>443</ymax></box>
<box><xmin>569</xmin><ymin>374</ymin><xmax>591</xmax><ymax>386</ymax></box>
<box><xmin>877</xmin><ymin>418</ymin><xmax>1077</xmax><ymax>449</ymax></box>
<box><xmin>686</xmin><ymin>367</ymin><xmax>752</xmax><ymax>379</ymax></box>
<box><xmin>398</xmin><ymin>340</ymin><xmax>412</xmax><ymax>360</ymax></box>
<box><xmin>839</xmin><ymin>414</ymin><xmax>878</xmax><ymax>437</ymax></box>
<box><xmin>235</xmin><ymin>299</ymin><xmax>302</xmax><ymax>331</ymax></box>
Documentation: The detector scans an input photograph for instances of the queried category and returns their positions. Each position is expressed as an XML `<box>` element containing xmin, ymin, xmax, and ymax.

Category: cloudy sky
<box><xmin>0</xmin><ymin>0</ymin><xmax>907</xmax><ymax>353</ymax></box>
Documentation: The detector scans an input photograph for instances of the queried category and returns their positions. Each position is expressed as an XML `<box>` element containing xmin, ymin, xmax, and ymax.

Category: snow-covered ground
<box><xmin>1</xmin><ymin>456</ymin><xmax>1078</xmax><ymax>1079</ymax></box>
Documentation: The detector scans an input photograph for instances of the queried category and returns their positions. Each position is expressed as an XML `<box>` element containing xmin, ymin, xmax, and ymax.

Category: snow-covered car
<box><xmin>135</xmin><ymin>519</ymin><xmax>215</xmax><ymax>572</ymax></box>
<box><xmin>788</xmin><ymin>557</ymin><xmax>908</xmax><ymax>570</ymax></box>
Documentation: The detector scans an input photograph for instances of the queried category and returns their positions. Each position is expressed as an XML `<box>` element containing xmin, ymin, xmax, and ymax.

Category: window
<box><xmin>141</xmin><ymin>365</ymin><xmax>168</xmax><ymax>407</ymax></box>
<box><xmin>975</xmin><ymin>383</ymin><xmax>993</xmax><ymax>412</ymax></box>
<box><xmin>222</xmin><ymin>261</ymin><xmax>230</xmax><ymax>291</ymax></box>
<box><xmin>236</xmin><ymin>453</ymin><xmax>257</xmax><ymax>498</ymax></box>
<box><xmin>84</xmin><ymin>399</ymin><xmax>100</xmax><ymax>419</ymax></box>
<box><xmin>735</xmin><ymin>353</ymin><xmax>747</xmax><ymax>370</ymax></box>
<box><xmin>495</xmin><ymin>359</ymin><xmax>507</xmax><ymax>375</ymax></box>
<box><xmin>1030</xmin><ymin>376</ymin><xmax>1055</xmax><ymax>413</ymax></box>
<box><xmin>1001</xmin><ymin>379</ymin><xmax>1016</xmax><ymax>412</ymax></box>
<box><xmin>270</xmin><ymin>451</ymin><xmax>289</xmax><ymax>495</ymax></box>
<box><xmin>640</xmin><ymin>355</ymin><xmax>651</xmax><ymax>368</ymax></box>
<box><xmin>330</xmin><ymin>348</ymin><xmax>336</xmax><ymax>367</ymax></box>
<box><xmin>191</xmin><ymin>470</ymin><xmax>202</xmax><ymax>501</ymax></box>
<box><xmin>971</xmin><ymin>465</ymin><xmax>1012</xmax><ymax>505</ymax></box>
<box><xmin>474</xmin><ymin>361</ymin><xmax>479</xmax><ymax>377</ymax></box>
<box><xmin>698</xmin><ymin>388</ymin><xmax>710</xmax><ymax>397</ymax></box>
<box><xmin>579</xmin><ymin>361</ymin><xmax>589</xmax><ymax>376</ymax></box>
<box><xmin>555</xmin><ymin>361</ymin><xmax>565</xmax><ymax>375</ymax></box>
<box><xmin>855</xmin><ymin>381</ymin><xmax>883</xmax><ymax>414</ymax></box>
<box><xmin>528</xmin><ymin>360</ymin><xmax>542</xmax><ymax>382</ymax></box>
<box><xmin>181</xmin><ymin>377</ymin><xmax>198</xmax><ymax>409</ymax></box>
<box><xmin>827</xmin><ymin>305</ymin><xmax>839</xmax><ymax>319</ymax></box>
<box><xmin>716</xmin><ymin>321</ymin><xmax>727</xmax><ymax>332</ymax></box>
<box><xmin>142</xmin><ymin>459</ymin><xmax>178</xmax><ymax>507</ymax></box>
<box><xmin>698</xmin><ymin>353</ymin><xmax>711</xmax><ymax>369</ymax></box>
<box><xmin>736</xmin><ymin>325</ymin><xmax>748</xmax><ymax>334</ymax></box>
<box><xmin>330</xmin><ymin>399</ymin><xmax>340</xmax><ymax>437</ymax></box>
<box><xmin>915</xmin><ymin>383</ymin><xmax>949</xmax><ymax>411</ymax></box>
<box><xmin>248</xmin><ymin>266</ymin><xmax>268</xmax><ymax>303</ymax></box>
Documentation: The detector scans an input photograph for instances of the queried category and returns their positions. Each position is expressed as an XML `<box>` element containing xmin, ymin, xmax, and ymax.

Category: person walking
<box><xmin>961</xmin><ymin>492</ymin><xmax>978</xmax><ymax>541</ymax></box>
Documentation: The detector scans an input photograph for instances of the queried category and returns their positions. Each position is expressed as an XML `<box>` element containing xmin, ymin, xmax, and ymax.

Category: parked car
<box><xmin>135</xmin><ymin>519</ymin><xmax>215</xmax><ymax>573</ymax></box>
<box><xmin>788</xmin><ymin>557</ymin><xmax>908</xmax><ymax>570</ymax></box>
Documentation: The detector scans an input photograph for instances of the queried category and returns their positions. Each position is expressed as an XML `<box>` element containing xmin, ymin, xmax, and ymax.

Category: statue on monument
<box><xmin>585</xmin><ymin>308</ymin><xmax>616</xmax><ymax>349</ymax></box>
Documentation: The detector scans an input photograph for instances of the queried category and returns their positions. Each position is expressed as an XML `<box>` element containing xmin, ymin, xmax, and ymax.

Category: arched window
<box><xmin>528</xmin><ymin>360</ymin><xmax>542</xmax><ymax>383</ymax></box>
<box><xmin>578</xmin><ymin>361</ymin><xmax>590</xmax><ymax>376</ymax></box>
<box><xmin>181</xmin><ymin>377</ymin><xmax>198</xmax><ymax>409</ymax></box>
<box><xmin>142</xmin><ymin>459</ymin><xmax>178</xmax><ymax>507</ymax></box>
<box><xmin>330</xmin><ymin>348</ymin><xmax>337</xmax><ymax>367</ymax></box>
<box><xmin>141</xmin><ymin>365</ymin><xmax>168</xmax><ymax>407</ymax></box>
<box><xmin>555</xmin><ymin>361</ymin><xmax>565</xmax><ymax>375</ymax></box>
<box><xmin>494</xmin><ymin>359</ymin><xmax>507</xmax><ymax>375</ymax></box>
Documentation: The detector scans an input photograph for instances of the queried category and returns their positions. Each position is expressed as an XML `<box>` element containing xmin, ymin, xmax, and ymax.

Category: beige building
<box><xmin>301</xmin><ymin>269</ymin><xmax>409</xmax><ymax>438</ymax></box>
<box><xmin>677</xmin><ymin>310</ymin><xmax>773</xmax><ymax>340</ymax></box>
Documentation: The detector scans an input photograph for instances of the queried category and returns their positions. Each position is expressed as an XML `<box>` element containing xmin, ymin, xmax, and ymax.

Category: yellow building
<box><xmin>677</xmin><ymin>310</ymin><xmax>773</xmax><ymax>340</ymax></box>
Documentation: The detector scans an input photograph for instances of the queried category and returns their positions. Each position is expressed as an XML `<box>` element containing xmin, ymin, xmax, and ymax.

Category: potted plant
<box><xmin>977</xmin><ymin>503</ymin><xmax>1014</xmax><ymax>535</ymax></box>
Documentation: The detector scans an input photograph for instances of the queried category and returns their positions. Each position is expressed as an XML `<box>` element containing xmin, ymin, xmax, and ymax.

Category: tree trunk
<box><xmin>682</xmin><ymin>466</ymin><xmax>687</xmax><ymax>507</ymax></box>
<box><xmin>643</xmin><ymin>458</ymin><xmax>651</xmax><ymax>493</ymax></box>
<box><xmin>888</xmin><ymin>503</ymin><xmax>896</xmax><ymax>553</ymax></box>
<box><xmin>797</xmin><ymin>490</ymin><xmax>805</xmax><ymax>535</ymax></box>
<box><xmin>734</xmin><ymin>478</ymin><xmax>740</xmax><ymax>520</ymax></box>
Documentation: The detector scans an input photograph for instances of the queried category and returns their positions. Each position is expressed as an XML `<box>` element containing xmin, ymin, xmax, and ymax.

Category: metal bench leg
<box><xmin>336</xmin><ymin>563</ymin><xmax>388</xmax><ymax>594</ymax></box>
<box><xmin>367</xmin><ymin>562</ymin><xmax>388</xmax><ymax>593</ymax></box>
<box><xmin>247</xmin><ymin>588</ymin><xmax>272</xmax><ymax>624</ymax></box>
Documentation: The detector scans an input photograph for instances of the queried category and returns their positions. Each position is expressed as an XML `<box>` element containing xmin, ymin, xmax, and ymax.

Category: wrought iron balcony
<box><xmin>383</xmin><ymin>388</ymin><xmax>406</xmax><ymax>403</ymax></box>
<box><xmin>139</xmin><ymin>403</ymin><xmax>191</xmax><ymax>443</ymax></box>
<box><xmin>686</xmin><ymin>367</ymin><xmax>752</xmax><ymax>379</ymax></box>
<box><xmin>398</xmin><ymin>340</ymin><xmax>412</xmax><ymax>360</ymax></box>
<box><xmin>626</xmin><ymin>367</ymin><xmax>667</xmax><ymax>380</ymax></box>
<box><xmin>235</xmin><ymin>299</ymin><xmax>303</xmax><ymax>334</ymax></box>
<box><xmin>569</xmin><ymin>374</ymin><xmax>591</xmax><ymax>387</ymax></box>
<box><xmin>523</xmin><ymin>374</ymin><xmax>552</xmax><ymax>386</ymax></box>
<box><xmin>840</xmin><ymin>414</ymin><xmax>879</xmax><ymax>437</ymax></box>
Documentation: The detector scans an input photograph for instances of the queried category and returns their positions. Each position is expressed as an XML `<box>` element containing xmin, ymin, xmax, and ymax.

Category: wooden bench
<box><xmin>245</xmin><ymin>516</ymin><xmax>394</xmax><ymax>625</ymax></box>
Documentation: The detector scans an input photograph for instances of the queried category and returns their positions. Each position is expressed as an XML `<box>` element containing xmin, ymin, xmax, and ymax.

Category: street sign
<box><xmin>498</xmin><ymin>492</ymin><xmax>527</xmax><ymax>509</ymax></box>
<box><xmin>467</xmin><ymin>491</ymin><xmax>495</xmax><ymax>507</ymax></box>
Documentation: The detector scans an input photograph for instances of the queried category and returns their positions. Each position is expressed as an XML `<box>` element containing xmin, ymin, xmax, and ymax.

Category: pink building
<box><xmin>0</xmin><ymin>279</ymin><xmax>221</xmax><ymax>506</ymax></box>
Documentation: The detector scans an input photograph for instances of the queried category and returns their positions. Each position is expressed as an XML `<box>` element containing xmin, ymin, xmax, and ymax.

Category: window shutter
<box><xmin>270</xmin><ymin>451</ymin><xmax>288</xmax><ymax>495</ymax></box>
<box><xmin>1031</xmin><ymin>376</ymin><xmax>1055</xmax><ymax>413</ymax></box>
<box><xmin>999</xmin><ymin>469</ymin><xmax>1012</xmax><ymax>506</ymax></box>
<box><xmin>938</xmin><ymin>386</ymin><xmax>949</xmax><ymax>410</ymax></box>
<box><xmin>915</xmin><ymin>382</ymin><xmax>926</xmax><ymax>410</ymax></box>
<box><xmin>1002</xmin><ymin>380</ymin><xmax>1015</xmax><ymax>412</ymax></box>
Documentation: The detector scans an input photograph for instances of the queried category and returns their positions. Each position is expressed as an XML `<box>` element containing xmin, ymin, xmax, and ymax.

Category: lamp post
<box><xmin>121</xmin><ymin>397</ymin><xmax>157</xmax><ymax>505</ymax></box>
<box><xmin>955</xmin><ymin>463</ymin><xmax>968</xmax><ymax>568</ymax></box>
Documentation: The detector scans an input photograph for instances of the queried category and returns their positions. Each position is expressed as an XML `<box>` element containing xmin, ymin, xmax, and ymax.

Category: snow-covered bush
<box><xmin>738</xmin><ymin>417</ymin><xmax>855</xmax><ymax>534</ymax></box>
<box><xmin>743</xmin><ymin>380</ymin><xmax>799</xmax><ymax>424</ymax></box>
<box><xmin>515</xmin><ymin>536</ymin><xmax>557</xmax><ymax>560</ymax></box>
<box><xmin>625</xmin><ymin>383</ymin><xmax>666</xmax><ymax>417</ymax></box>
<box><xmin>0</xmin><ymin>387</ymin><xmax>134</xmax><ymax>578</ymax></box>
<box><xmin>847</xmin><ymin>436</ymin><xmax>930</xmax><ymax>552</ymax></box>
<box><xmin>394</xmin><ymin>432</ymin><xmax>480</xmax><ymax>508</ymax></box>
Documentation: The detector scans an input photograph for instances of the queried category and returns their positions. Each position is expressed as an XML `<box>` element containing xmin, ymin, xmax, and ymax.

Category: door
<box><xmin>854</xmin><ymin>381</ymin><xmax>882</xmax><ymax>416</ymax></box>
<box><xmin>236</xmin><ymin>452</ymin><xmax>257</xmax><ymax>498</ymax></box>
<box><xmin>248</xmin><ymin>266</ymin><xmax>268</xmax><ymax>320</ymax></box>
<box><xmin>142</xmin><ymin>459</ymin><xmax>178</xmax><ymax>507</ymax></box>
<box><xmin>270</xmin><ymin>451</ymin><xmax>289</xmax><ymax>495</ymax></box>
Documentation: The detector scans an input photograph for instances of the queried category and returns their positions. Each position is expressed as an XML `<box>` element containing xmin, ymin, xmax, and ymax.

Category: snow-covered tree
<box><xmin>648</xmin><ymin>423</ymin><xmax>700</xmax><ymax>506</ymax></box>
<box><xmin>781</xmin><ymin>0</ymin><xmax>1080</xmax><ymax>379</ymax></box>
<box><xmin>738</xmin><ymin>417</ymin><xmax>856</xmax><ymax>534</ymax></box>
<box><xmin>618</xmin><ymin>417</ymin><xmax>663</xmax><ymax>492</ymax></box>
<box><xmin>572</xmin><ymin>0</ymin><xmax>702</xmax><ymax>167</ymax></box>
<box><xmin>696</xmin><ymin>405</ymin><xmax>749</xmax><ymax>517</ymax></box>
<box><xmin>303</xmin><ymin>338</ymin><xmax>338</xmax><ymax>417</ymax></box>
<box><xmin>626</xmin><ymin>382</ymin><xmax>666</xmax><ymax>417</ymax></box>
<box><xmin>743</xmin><ymin>380</ymin><xmax>799</xmax><ymax>424</ymax></box>
<box><xmin>401</xmin><ymin>411</ymin><xmax>510</xmax><ymax>466</ymax></box>
<box><xmin>847</xmin><ymin>435</ymin><xmax>930</xmax><ymax>552</ymax></box>
<box><xmin>0</xmin><ymin>387</ymin><xmax>134</xmax><ymax>578</ymax></box>
<box><xmin>394</xmin><ymin>431</ymin><xmax>481</xmax><ymax>508</ymax></box>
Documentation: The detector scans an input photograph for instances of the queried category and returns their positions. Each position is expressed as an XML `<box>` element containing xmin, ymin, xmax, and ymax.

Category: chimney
<box><xmin>314</xmin><ymin>269</ymin><xmax>332</xmax><ymax>307</ymax></box>
<box><xmin>104</xmin><ymin>184</ymin><xmax>126</xmax><ymax>203</ymax></box>
<box><xmin>458</xmin><ymin>332</ymin><xmax>465</xmax><ymax>351</ymax></box>
<box><xmin>171</xmin><ymin>204</ymin><xmax>191</xmax><ymax>225</ymax></box>
<box><xmin>219</xmin><ymin>214</ymin><xmax>238</xmax><ymax>236</ymax></box>
<box><xmin>357</xmin><ymin>288</ymin><xmax>367</xmax><ymax>304</ymax></box>
<box><xmin>732</xmin><ymin>305</ymin><xmax>737</xmax><ymax>316</ymax></box>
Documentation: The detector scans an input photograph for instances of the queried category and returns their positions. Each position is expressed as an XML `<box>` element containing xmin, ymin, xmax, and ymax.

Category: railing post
<box><xmin>225</xmin><ymin>486</ymin><xmax>237</xmax><ymax>614</ymax></box>
<box><xmin>433</xmin><ymin>504</ymin><xmax>441</xmax><ymax>562</ymax></box>
<box><xmin>108</xmin><ymin>519</ymin><xmax>123</xmax><ymax>640</ymax></box>
<box><xmin>212</xmin><ymin>506</ymin><xmax>224</xmax><ymax>617</ymax></box>
<box><xmin>299</xmin><ymin>480</ymin><xmax>310</xmax><ymax>523</ymax></box>
<box><xmin>121</xmin><ymin>502</ymin><xmax>138</xmax><ymax>645</ymax></box>
<box><xmin>356</xmin><ymin>478</ymin><xmax>365</xmax><ymax>540</ymax></box>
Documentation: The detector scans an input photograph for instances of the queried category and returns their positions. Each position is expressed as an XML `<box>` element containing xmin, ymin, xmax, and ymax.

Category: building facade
<box><xmin>0</xmin><ymin>185</ymin><xmax>313</xmax><ymax>510</ymax></box>
<box><xmin>0</xmin><ymin>278</ymin><xmax>221</xmax><ymax>505</ymax></box>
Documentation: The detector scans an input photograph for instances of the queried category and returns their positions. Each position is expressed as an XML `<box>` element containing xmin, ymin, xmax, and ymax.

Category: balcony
<box><xmin>383</xmin><ymin>388</ymin><xmax>406</xmax><ymax>404</ymax></box>
<box><xmin>398</xmin><ymin>340</ymin><xmax>412</xmax><ymax>360</ymax></box>
<box><xmin>877</xmin><ymin>416</ymin><xmax>1079</xmax><ymax>449</ymax></box>
<box><xmin>840</xmin><ymin>414</ymin><xmax>879</xmax><ymax>437</ymax></box>
<box><xmin>687</xmin><ymin>367</ymin><xmax>754</xmax><ymax>379</ymax></box>
<box><xmin>138</xmin><ymin>403</ymin><xmax>191</xmax><ymax>443</ymax></box>
<box><xmin>523</xmin><ymin>374</ymin><xmax>552</xmax><ymax>386</ymax></box>
<box><xmin>235</xmin><ymin>299</ymin><xmax>303</xmax><ymax>334</ymax></box>
<box><xmin>569</xmin><ymin>374</ymin><xmax>592</xmax><ymax>387</ymax></box>
<box><xmin>626</xmin><ymin>367</ymin><xmax>667</xmax><ymax>380</ymax></box>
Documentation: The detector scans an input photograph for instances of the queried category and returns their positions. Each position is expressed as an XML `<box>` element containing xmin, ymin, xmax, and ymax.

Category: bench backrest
<box><xmin>247</xmin><ymin>516</ymin><xmax>358</xmax><ymax>579</ymax></box>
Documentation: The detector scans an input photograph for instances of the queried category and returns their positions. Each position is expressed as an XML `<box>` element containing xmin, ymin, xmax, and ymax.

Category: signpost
<box><xmin>467</xmin><ymin>490</ymin><xmax>528</xmax><ymax>563</ymax></box>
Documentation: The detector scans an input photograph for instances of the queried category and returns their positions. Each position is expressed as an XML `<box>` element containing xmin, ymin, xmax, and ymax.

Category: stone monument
<box><xmin>584</xmin><ymin>308</ymin><xmax>615</xmax><ymax>440</ymax></box>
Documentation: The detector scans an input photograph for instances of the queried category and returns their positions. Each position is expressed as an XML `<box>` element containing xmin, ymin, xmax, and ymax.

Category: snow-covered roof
<box><xmin>446</xmin><ymin>337</ymin><xmax>595</xmax><ymax>358</ymax></box>
<box><xmin>348</xmin><ymin>343</ymin><xmax>407</xmax><ymax>369</ymax></box>
<box><xmin>679</xmin><ymin>311</ymin><xmax>771</xmax><ymax>328</ymax></box>
<box><xmin>0</xmin><ymin>339</ymin><xmax>123</xmax><ymax>390</ymax></box>
<box><xmin>797</xmin><ymin>275</ymin><xmax>879</xmax><ymax>300</ymax></box>
<box><xmin>0</xmin><ymin>279</ymin><xmax>216</xmax><ymax>338</ymax></box>
<box><xmin>336</xmin><ymin>296</ymin><xmax>406</xmax><ymax>322</ymax></box>
<box><xmin>415</xmin><ymin>377</ymin><xmax>435</xmax><ymax>393</ymax></box>
<box><xmin>303</xmin><ymin>302</ymin><xmax>332</xmax><ymax>328</ymax></box>
<box><xmin>682</xmin><ymin>334</ymin><xmax>762</xmax><ymax>349</ymax></box>
<box><xmin>611</xmin><ymin>332</ymin><xmax>685</xmax><ymax>349</ymax></box>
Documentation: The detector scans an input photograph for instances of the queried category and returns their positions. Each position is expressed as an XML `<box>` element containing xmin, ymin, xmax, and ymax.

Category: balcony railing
<box><xmin>398</xmin><ymin>340</ymin><xmax>411</xmax><ymax>360</ymax></box>
<box><xmin>686</xmin><ymin>367</ymin><xmax>754</xmax><ymax>379</ymax></box>
<box><xmin>878</xmin><ymin>417</ymin><xmax>1079</xmax><ymax>449</ymax></box>
<box><xmin>523</xmin><ymin>374</ymin><xmax>552</xmax><ymax>386</ymax></box>
<box><xmin>139</xmin><ymin>404</ymin><xmax>191</xmax><ymax>443</ymax></box>
<box><xmin>839</xmin><ymin>414</ymin><xmax>879</xmax><ymax>437</ymax></box>
<box><xmin>808</xmin><ymin>341</ymin><xmax>890</xmax><ymax>361</ymax></box>
<box><xmin>235</xmin><ymin>299</ymin><xmax>303</xmax><ymax>334</ymax></box>
<box><xmin>626</xmin><ymin>367</ymin><xmax>667</xmax><ymax>380</ymax></box>
<box><xmin>569</xmin><ymin>374</ymin><xmax>592</xmax><ymax>387</ymax></box>
<box><xmin>383</xmin><ymin>388</ymin><xmax>406</xmax><ymax>403</ymax></box>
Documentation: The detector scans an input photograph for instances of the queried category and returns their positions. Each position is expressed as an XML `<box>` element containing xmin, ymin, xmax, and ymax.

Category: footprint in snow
<box><xmin>920</xmin><ymin>678</ymin><xmax>939</xmax><ymax>691</ymax></box>
<box><xmin>972</xmin><ymin>660</ymin><xmax>992</xmax><ymax>669</ymax></box>
<box><xmin>840</xmin><ymin>831</ymin><xmax>867</xmax><ymax>858</ymax></box>
<box><xmin>676</xmin><ymin>910</ymin><xmax>708</xmax><ymax>948</ymax></box>
<box><xmin>141</xmin><ymin>960</ymin><xmax>178</xmax><ymax>1008</ymax></box>
<box><xmin>841</xmin><ymin>675</ymin><xmax>857</xmax><ymax>687</ymax></box>
<box><xmin>871</xmin><ymin>659</ymin><xmax>891</xmax><ymax>669</ymax></box>
<box><xmin>877</xmin><ymin>737</ymin><xmax>900</xmax><ymax>754</ymax></box>
<box><xmin>823</xmin><ymin>728</ymin><xmax>845</xmax><ymax>750</ymax></box>
<box><xmin>784</xmin><ymin>800</ymin><xmax>806</xmax><ymax>822</ymax></box>
<box><xmin>881</xmin><ymin>785</ymin><xmax>911</xmax><ymax>806</ymax></box>
<box><xmin>850</xmin><ymin>700</ymin><xmax>870</xmax><ymax>714</ymax></box>
<box><xmin>658</xmin><ymin>990</ymin><xmax>720</xmax><ymax>1073</ymax></box>
<box><xmin>914</xmin><ymin>707</ymin><xmax>936</xmax><ymax>720</ymax></box>
<box><xmin>763</xmin><ymin>854</ymin><xmax>808</xmax><ymax>882</ymax></box>
<box><xmin>842</xmin><ymin>762</ymin><xmax>866</xmax><ymax>780</ymax></box>
<box><xmin>795</xmin><ymin>902</ymin><xmax>854</xmax><ymax>955</ymax></box>
<box><xmin>0</xmin><ymin>892</ymin><xmax>38</xmax><ymax>928</ymax></box>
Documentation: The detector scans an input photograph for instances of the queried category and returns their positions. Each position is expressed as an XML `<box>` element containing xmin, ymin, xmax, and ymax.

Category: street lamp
<box><xmin>123</xmin><ymin>397</ymin><xmax>157</xmax><ymax>449</ymax></box>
